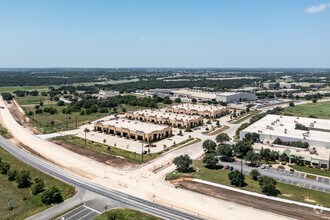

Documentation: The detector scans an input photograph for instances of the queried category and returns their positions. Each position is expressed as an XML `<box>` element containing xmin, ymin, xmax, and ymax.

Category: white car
<box><xmin>260</xmin><ymin>164</ymin><xmax>266</xmax><ymax>169</ymax></box>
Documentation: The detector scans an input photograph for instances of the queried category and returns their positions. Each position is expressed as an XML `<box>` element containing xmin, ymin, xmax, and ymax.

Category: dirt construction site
<box><xmin>1</xmin><ymin>96</ymin><xmax>330</xmax><ymax>220</ymax></box>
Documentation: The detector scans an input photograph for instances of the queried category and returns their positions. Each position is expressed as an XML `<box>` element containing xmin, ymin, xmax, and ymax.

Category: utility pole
<box><xmin>240</xmin><ymin>159</ymin><xmax>243</xmax><ymax>188</ymax></box>
<box><xmin>141</xmin><ymin>141</ymin><xmax>144</xmax><ymax>162</ymax></box>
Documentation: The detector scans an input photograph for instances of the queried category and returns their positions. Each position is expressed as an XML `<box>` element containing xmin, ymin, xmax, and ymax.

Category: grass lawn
<box><xmin>15</xmin><ymin>96</ymin><xmax>50</xmax><ymax>106</ymax></box>
<box><xmin>0</xmin><ymin>124</ymin><xmax>10</xmax><ymax>139</ymax></box>
<box><xmin>166</xmin><ymin>160</ymin><xmax>330</xmax><ymax>207</ymax></box>
<box><xmin>306</xmin><ymin>174</ymin><xmax>317</xmax><ymax>180</ymax></box>
<box><xmin>289</xmin><ymin>165</ymin><xmax>330</xmax><ymax>178</ymax></box>
<box><xmin>93</xmin><ymin>209</ymin><xmax>161</xmax><ymax>220</ymax></box>
<box><xmin>0</xmin><ymin>147</ymin><xmax>75</xmax><ymax>220</ymax></box>
<box><xmin>231</xmin><ymin>111</ymin><xmax>261</xmax><ymax>124</ymax></box>
<box><xmin>205</xmin><ymin>125</ymin><xmax>229</xmax><ymax>136</ymax></box>
<box><xmin>0</xmin><ymin>86</ymin><xmax>52</xmax><ymax>94</ymax></box>
<box><xmin>282</xmin><ymin>101</ymin><xmax>330</xmax><ymax>119</ymax></box>
<box><xmin>52</xmin><ymin>135</ymin><xmax>197</xmax><ymax>163</ymax></box>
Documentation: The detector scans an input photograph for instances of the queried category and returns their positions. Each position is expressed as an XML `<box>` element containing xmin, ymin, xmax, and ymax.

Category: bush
<box><xmin>32</xmin><ymin>178</ymin><xmax>45</xmax><ymax>195</ymax></box>
<box><xmin>16</xmin><ymin>170</ymin><xmax>32</xmax><ymax>188</ymax></box>
<box><xmin>250</xmin><ymin>169</ymin><xmax>260</xmax><ymax>181</ymax></box>
<box><xmin>278</xmin><ymin>165</ymin><xmax>285</xmax><ymax>169</ymax></box>
<box><xmin>228</xmin><ymin>170</ymin><xmax>245</xmax><ymax>187</ymax></box>
<box><xmin>281</xmin><ymin>161</ymin><xmax>287</xmax><ymax>165</ymax></box>
<box><xmin>258</xmin><ymin>176</ymin><xmax>278</xmax><ymax>196</ymax></box>
<box><xmin>7</xmin><ymin>169</ymin><xmax>18</xmax><ymax>181</ymax></box>
<box><xmin>0</xmin><ymin>161</ymin><xmax>11</xmax><ymax>174</ymax></box>
<box><xmin>40</xmin><ymin>186</ymin><xmax>63</xmax><ymax>205</ymax></box>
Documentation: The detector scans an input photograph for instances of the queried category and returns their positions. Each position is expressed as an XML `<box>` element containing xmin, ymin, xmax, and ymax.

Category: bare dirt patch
<box><xmin>50</xmin><ymin>139</ymin><xmax>138</xmax><ymax>169</ymax></box>
<box><xmin>283</xmin><ymin>194</ymin><xmax>293</xmax><ymax>197</ymax></box>
<box><xmin>305</xmin><ymin>197</ymin><xmax>317</xmax><ymax>203</ymax></box>
<box><xmin>177</xmin><ymin>181</ymin><xmax>330</xmax><ymax>220</ymax></box>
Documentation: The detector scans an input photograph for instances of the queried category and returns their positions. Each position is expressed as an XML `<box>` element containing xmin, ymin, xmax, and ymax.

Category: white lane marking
<box><xmin>66</xmin><ymin>207</ymin><xmax>89</xmax><ymax>220</ymax></box>
<box><xmin>78</xmin><ymin>210</ymin><xmax>97</xmax><ymax>220</ymax></box>
<box><xmin>83</xmin><ymin>205</ymin><xmax>102</xmax><ymax>214</ymax></box>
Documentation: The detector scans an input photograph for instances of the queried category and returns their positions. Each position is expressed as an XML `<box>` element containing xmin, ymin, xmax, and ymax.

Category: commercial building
<box><xmin>94</xmin><ymin>118</ymin><xmax>172</xmax><ymax>142</ymax></box>
<box><xmin>97</xmin><ymin>90</ymin><xmax>120</xmax><ymax>98</ymax></box>
<box><xmin>240</xmin><ymin>115</ymin><xmax>330</xmax><ymax>167</ymax></box>
<box><xmin>262</xmin><ymin>82</ymin><xmax>296</xmax><ymax>89</ymax></box>
<box><xmin>126</xmin><ymin>109</ymin><xmax>203</xmax><ymax>128</ymax></box>
<box><xmin>165</xmin><ymin>104</ymin><xmax>228</xmax><ymax>118</ymax></box>
<box><xmin>216</xmin><ymin>92</ymin><xmax>256</xmax><ymax>103</ymax></box>
<box><xmin>171</xmin><ymin>89</ymin><xmax>217</xmax><ymax>101</ymax></box>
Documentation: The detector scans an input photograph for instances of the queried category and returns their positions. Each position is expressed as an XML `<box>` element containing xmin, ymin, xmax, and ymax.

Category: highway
<box><xmin>0</xmin><ymin>136</ymin><xmax>203</xmax><ymax>220</ymax></box>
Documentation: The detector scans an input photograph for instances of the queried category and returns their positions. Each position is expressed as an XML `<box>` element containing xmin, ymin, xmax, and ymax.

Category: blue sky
<box><xmin>0</xmin><ymin>0</ymin><xmax>329</xmax><ymax>68</ymax></box>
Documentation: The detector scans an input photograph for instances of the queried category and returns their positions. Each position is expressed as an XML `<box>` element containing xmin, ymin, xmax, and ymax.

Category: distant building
<box><xmin>263</xmin><ymin>82</ymin><xmax>280</xmax><ymax>89</ymax></box>
<box><xmin>165</xmin><ymin>104</ymin><xmax>228</xmax><ymax>118</ymax></box>
<box><xmin>98</xmin><ymin>90</ymin><xmax>120</xmax><ymax>98</ymax></box>
<box><xmin>216</xmin><ymin>92</ymin><xmax>256</xmax><ymax>103</ymax></box>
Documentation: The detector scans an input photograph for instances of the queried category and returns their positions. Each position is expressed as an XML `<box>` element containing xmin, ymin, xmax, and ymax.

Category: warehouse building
<box><xmin>240</xmin><ymin>114</ymin><xmax>330</xmax><ymax>167</ymax></box>
<box><xmin>171</xmin><ymin>89</ymin><xmax>217</xmax><ymax>101</ymax></box>
<box><xmin>216</xmin><ymin>92</ymin><xmax>256</xmax><ymax>103</ymax></box>
<box><xmin>94</xmin><ymin>118</ymin><xmax>172</xmax><ymax>142</ymax></box>
<box><xmin>165</xmin><ymin>104</ymin><xmax>228</xmax><ymax>118</ymax></box>
<box><xmin>126</xmin><ymin>109</ymin><xmax>203</xmax><ymax>128</ymax></box>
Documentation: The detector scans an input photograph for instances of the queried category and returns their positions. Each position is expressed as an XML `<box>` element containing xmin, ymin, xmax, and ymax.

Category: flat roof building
<box><xmin>165</xmin><ymin>104</ymin><xmax>228</xmax><ymax>118</ymax></box>
<box><xmin>126</xmin><ymin>109</ymin><xmax>203</xmax><ymax>128</ymax></box>
<box><xmin>216</xmin><ymin>92</ymin><xmax>256</xmax><ymax>103</ymax></box>
<box><xmin>240</xmin><ymin>114</ymin><xmax>330</xmax><ymax>149</ymax></box>
<box><xmin>94</xmin><ymin>118</ymin><xmax>172</xmax><ymax>142</ymax></box>
<box><xmin>171</xmin><ymin>89</ymin><xmax>217</xmax><ymax>101</ymax></box>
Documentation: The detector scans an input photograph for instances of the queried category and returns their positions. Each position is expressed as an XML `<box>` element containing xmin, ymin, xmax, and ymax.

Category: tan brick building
<box><xmin>126</xmin><ymin>110</ymin><xmax>203</xmax><ymax>128</ymax></box>
<box><xmin>94</xmin><ymin>118</ymin><xmax>172</xmax><ymax>142</ymax></box>
<box><xmin>165</xmin><ymin>104</ymin><xmax>228</xmax><ymax>118</ymax></box>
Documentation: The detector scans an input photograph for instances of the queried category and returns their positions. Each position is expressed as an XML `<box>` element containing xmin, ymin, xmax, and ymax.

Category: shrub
<box><xmin>40</xmin><ymin>186</ymin><xmax>63</xmax><ymax>205</ymax></box>
<box><xmin>16</xmin><ymin>170</ymin><xmax>32</xmax><ymax>188</ymax></box>
<box><xmin>228</xmin><ymin>170</ymin><xmax>245</xmax><ymax>187</ymax></box>
<box><xmin>278</xmin><ymin>165</ymin><xmax>285</xmax><ymax>169</ymax></box>
<box><xmin>281</xmin><ymin>161</ymin><xmax>287</xmax><ymax>165</ymax></box>
<box><xmin>7</xmin><ymin>169</ymin><xmax>18</xmax><ymax>181</ymax></box>
<box><xmin>250</xmin><ymin>169</ymin><xmax>260</xmax><ymax>181</ymax></box>
<box><xmin>32</xmin><ymin>178</ymin><xmax>45</xmax><ymax>195</ymax></box>
<box><xmin>0</xmin><ymin>161</ymin><xmax>11</xmax><ymax>174</ymax></box>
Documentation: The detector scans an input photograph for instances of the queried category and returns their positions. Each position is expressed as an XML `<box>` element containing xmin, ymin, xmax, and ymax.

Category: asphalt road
<box><xmin>57</xmin><ymin>205</ymin><xmax>100</xmax><ymax>220</ymax></box>
<box><xmin>0</xmin><ymin>136</ymin><xmax>203</xmax><ymax>220</ymax></box>
<box><xmin>219</xmin><ymin>160</ymin><xmax>330</xmax><ymax>193</ymax></box>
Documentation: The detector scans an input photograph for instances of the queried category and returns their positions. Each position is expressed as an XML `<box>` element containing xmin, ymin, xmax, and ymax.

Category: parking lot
<box><xmin>57</xmin><ymin>205</ymin><xmax>101</xmax><ymax>220</ymax></box>
<box><xmin>219</xmin><ymin>160</ymin><xmax>330</xmax><ymax>193</ymax></box>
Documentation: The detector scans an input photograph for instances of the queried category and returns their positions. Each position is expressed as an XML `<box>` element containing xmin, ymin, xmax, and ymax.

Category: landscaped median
<box><xmin>205</xmin><ymin>125</ymin><xmax>229</xmax><ymax>136</ymax></box>
<box><xmin>231</xmin><ymin>110</ymin><xmax>261</xmax><ymax>124</ymax></box>
<box><xmin>166</xmin><ymin>160</ymin><xmax>330</xmax><ymax>208</ymax></box>
<box><xmin>0</xmin><ymin>145</ymin><xmax>75</xmax><ymax>220</ymax></box>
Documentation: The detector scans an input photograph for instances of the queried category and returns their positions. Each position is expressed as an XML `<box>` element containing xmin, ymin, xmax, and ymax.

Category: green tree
<box><xmin>57</xmin><ymin>100</ymin><xmax>65</xmax><ymax>106</ymax></box>
<box><xmin>202</xmin><ymin>154</ymin><xmax>218</xmax><ymax>169</ymax></box>
<box><xmin>258</xmin><ymin>176</ymin><xmax>278</xmax><ymax>196</ymax></box>
<box><xmin>250</xmin><ymin>169</ymin><xmax>260</xmax><ymax>181</ymax></box>
<box><xmin>32</xmin><ymin>178</ymin><xmax>45</xmax><ymax>195</ymax></box>
<box><xmin>244</xmin><ymin>151</ymin><xmax>262</xmax><ymax>165</ymax></box>
<box><xmin>16</xmin><ymin>170</ymin><xmax>32</xmax><ymax>188</ymax></box>
<box><xmin>173</xmin><ymin>155</ymin><xmax>192</xmax><ymax>172</ymax></box>
<box><xmin>217</xmin><ymin>144</ymin><xmax>233</xmax><ymax>158</ymax></box>
<box><xmin>0</xmin><ymin>161</ymin><xmax>11</xmax><ymax>174</ymax></box>
<box><xmin>202</xmin><ymin>140</ymin><xmax>217</xmax><ymax>154</ymax></box>
<box><xmin>192</xmin><ymin>98</ymin><xmax>197</xmax><ymax>103</ymax></box>
<box><xmin>174</xmin><ymin>98</ymin><xmax>181</xmax><ymax>103</ymax></box>
<box><xmin>41</xmin><ymin>186</ymin><xmax>63</xmax><ymax>204</ymax></box>
<box><xmin>228</xmin><ymin>170</ymin><xmax>245</xmax><ymax>187</ymax></box>
<box><xmin>7</xmin><ymin>169</ymin><xmax>18</xmax><ymax>181</ymax></box>
<box><xmin>233</xmin><ymin>141</ymin><xmax>251</xmax><ymax>157</ymax></box>
<box><xmin>215</xmin><ymin>133</ymin><xmax>230</xmax><ymax>144</ymax></box>
<box><xmin>243</xmin><ymin>132</ymin><xmax>260</xmax><ymax>143</ymax></box>
<box><xmin>216</xmin><ymin>121</ymin><xmax>220</xmax><ymax>127</ymax></box>
<box><xmin>106</xmin><ymin>210</ymin><xmax>125</xmax><ymax>220</ymax></box>
<box><xmin>289</xmin><ymin>101</ymin><xmax>295</xmax><ymax>107</ymax></box>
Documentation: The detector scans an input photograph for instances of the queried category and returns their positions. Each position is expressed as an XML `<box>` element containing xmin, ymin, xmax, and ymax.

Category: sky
<box><xmin>0</xmin><ymin>0</ymin><xmax>329</xmax><ymax>68</ymax></box>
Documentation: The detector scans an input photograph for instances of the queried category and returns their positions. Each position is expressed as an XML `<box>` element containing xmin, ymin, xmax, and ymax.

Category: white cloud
<box><xmin>304</xmin><ymin>3</ymin><xmax>329</xmax><ymax>13</ymax></box>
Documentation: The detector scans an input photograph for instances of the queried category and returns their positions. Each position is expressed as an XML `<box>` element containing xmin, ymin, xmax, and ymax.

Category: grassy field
<box><xmin>0</xmin><ymin>124</ymin><xmax>10</xmax><ymax>139</ymax></box>
<box><xmin>0</xmin><ymin>147</ymin><xmax>75</xmax><ymax>220</ymax></box>
<box><xmin>166</xmin><ymin>160</ymin><xmax>330</xmax><ymax>207</ymax></box>
<box><xmin>52</xmin><ymin>135</ymin><xmax>197</xmax><ymax>163</ymax></box>
<box><xmin>15</xmin><ymin>96</ymin><xmax>50</xmax><ymax>106</ymax></box>
<box><xmin>205</xmin><ymin>125</ymin><xmax>229</xmax><ymax>136</ymax></box>
<box><xmin>282</xmin><ymin>101</ymin><xmax>330</xmax><ymax>119</ymax></box>
<box><xmin>231</xmin><ymin>111</ymin><xmax>261</xmax><ymax>124</ymax></box>
<box><xmin>289</xmin><ymin>165</ymin><xmax>330</xmax><ymax>178</ymax></box>
<box><xmin>0</xmin><ymin>86</ymin><xmax>52</xmax><ymax>93</ymax></box>
<box><xmin>93</xmin><ymin>209</ymin><xmax>161</xmax><ymax>220</ymax></box>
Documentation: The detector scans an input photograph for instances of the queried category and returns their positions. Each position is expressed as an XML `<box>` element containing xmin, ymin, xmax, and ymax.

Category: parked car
<box><xmin>228</xmin><ymin>166</ymin><xmax>234</xmax><ymax>171</ymax></box>
<box><xmin>260</xmin><ymin>164</ymin><xmax>266</xmax><ymax>169</ymax></box>
<box><xmin>224</xmin><ymin>165</ymin><xmax>229</xmax><ymax>170</ymax></box>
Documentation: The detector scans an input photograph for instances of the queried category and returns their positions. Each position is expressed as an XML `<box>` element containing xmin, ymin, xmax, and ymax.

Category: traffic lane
<box><xmin>218</xmin><ymin>161</ymin><xmax>330</xmax><ymax>193</ymax></box>
<box><xmin>57</xmin><ymin>205</ymin><xmax>100</xmax><ymax>220</ymax></box>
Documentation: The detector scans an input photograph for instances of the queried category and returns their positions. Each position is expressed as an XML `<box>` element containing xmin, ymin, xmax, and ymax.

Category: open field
<box><xmin>282</xmin><ymin>101</ymin><xmax>330</xmax><ymax>119</ymax></box>
<box><xmin>15</xmin><ymin>96</ymin><xmax>50</xmax><ymax>106</ymax></box>
<box><xmin>0</xmin><ymin>146</ymin><xmax>75</xmax><ymax>220</ymax></box>
<box><xmin>0</xmin><ymin>86</ymin><xmax>52</xmax><ymax>93</ymax></box>
<box><xmin>93</xmin><ymin>209</ymin><xmax>161</xmax><ymax>220</ymax></box>
<box><xmin>289</xmin><ymin>165</ymin><xmax>330</xmax><ymax>178</ymax></box>
<box><xmin>51</xmin><ymin>135</ymin><xmax>197</xmax><ymax>164</ymax></box>
<box><xmin>166</xmin><ymin>160</ymin><xmax>330</xmax><ymax>207</ymax></box>
<box><xmin>231</xmin><ymin>111</ymin><xmax>261</xmax><ymax>124</ymax></box>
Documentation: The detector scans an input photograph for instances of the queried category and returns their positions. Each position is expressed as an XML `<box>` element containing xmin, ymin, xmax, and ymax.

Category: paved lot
<box><xmin>57</xmin><ymin>205</ymin><xmax>101</xmax><ymax>220</ymax></box>
<box><xmin>220</xmin><ymin>160</ymin><xmax>330</xmax><ymax>194</ymax></box>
